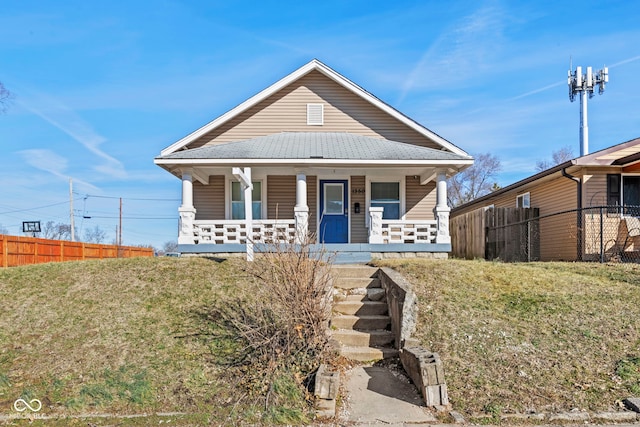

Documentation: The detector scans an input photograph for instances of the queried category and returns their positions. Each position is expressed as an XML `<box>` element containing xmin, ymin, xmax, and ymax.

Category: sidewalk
<box><xmin>337</xmin><ymin>363</ymin><xmax>437</xmax><ymax>426</ymax></box>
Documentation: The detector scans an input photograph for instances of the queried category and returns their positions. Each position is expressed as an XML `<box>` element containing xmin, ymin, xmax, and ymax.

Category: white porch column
<box><xmin>243</xmin><ymin>168</ymin><xmax>254</xmax><ymax>261</ymax></box>
<box><xmin>232</xmin><ymin>167</ymin><xmax>254</xmax><ymax>260</ymax></box>
<box><xmin>368</xmin><ymin>207</ymin><xmax>384</xmax><ymax>244</ymax></box>
<box><xmin>178</xmin><ymin>169</ymin><xmax>196</xmax><ymax>245</ymax></box>
<box><xmin>434</xmin><ymin>171</ymin><xmax>451</xmax><ymax>244</ymax></box>
<box><xmin>294</xmin><ymin>172</ymin><xmax>309</xmax><ymax>244</ymax></box>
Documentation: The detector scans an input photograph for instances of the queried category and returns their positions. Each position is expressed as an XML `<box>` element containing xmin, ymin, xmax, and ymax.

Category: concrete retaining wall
<box><xmin>377</xmin><ymin>267</ymin><xmax>449</xmax><ymax>407</ymax></box>
<box><xmin>378</xmin><ymin>267</ymin><xmax>418</xmax><ymax>349</ymax></box>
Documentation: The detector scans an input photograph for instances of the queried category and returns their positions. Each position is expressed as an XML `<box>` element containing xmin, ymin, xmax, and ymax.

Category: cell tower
<box><xmin>568</xmin><ymin>65</ymin><xmax>608</xmax><ymax>156</ymax></box>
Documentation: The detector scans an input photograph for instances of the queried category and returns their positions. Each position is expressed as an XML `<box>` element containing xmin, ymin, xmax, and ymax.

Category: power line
<box><xmin>83</xmin><ymin>215</ymin><xmax>175</xmax><ymax>220</ymax></box>
<box><xmin>75</xmin><ymin>192</ymin><xmax>180</xmax><ymax>202</ymax></box>
<box><xmin>0</xmin><ymin>200</ymin><xmax>69</xmax><ymax>215</ymax></box>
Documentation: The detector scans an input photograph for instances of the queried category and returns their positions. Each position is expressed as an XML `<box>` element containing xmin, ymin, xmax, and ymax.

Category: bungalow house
<box><xmin>450</xmin><ymin>137</ymin><xmax>640</xmax><ymax>262</ymax></box>
<box><xmin>154</xmin><ymin>59</ymin><xmax>473</xmax><ymax>261</ymax></box>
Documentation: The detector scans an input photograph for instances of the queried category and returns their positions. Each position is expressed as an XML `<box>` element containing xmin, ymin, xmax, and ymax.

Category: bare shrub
<box><xmin>204</xmin><ymin>237</ymin><xmax>334</xmax><ymax>421</ymax></box>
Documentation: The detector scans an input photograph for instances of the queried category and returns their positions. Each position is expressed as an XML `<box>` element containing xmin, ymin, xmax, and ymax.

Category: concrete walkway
<box><xmin>337</xmin><ymin>363</ymin><xmax>437</xmax><ymax>426</ymax></box>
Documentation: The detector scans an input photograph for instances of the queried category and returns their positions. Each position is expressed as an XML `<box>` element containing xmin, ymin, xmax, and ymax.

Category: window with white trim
<box><xmin>231</xmin><ymin>181</ymin><xmax>262</xmax><ymax>219</ymax></box>
<box><xmin>516</xmin><ymin>192</ymin><xmax>530</xmax><ymax>208</ymax></box>
<box><xmin>371</xmin><ymin>182</ymin><xmax>400</xmax><ymax>219</ymax></box>
<box><xmin>307</xmin><ymin>103</ymin><xmax>324</xmax><ymax>125</ymax></box>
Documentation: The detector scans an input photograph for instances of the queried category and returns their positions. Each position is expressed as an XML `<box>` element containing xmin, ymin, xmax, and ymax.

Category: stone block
<box><xmin>367</xmin><ymin>288</ymin><xmax>385</xmax><ymax>301</ymax></box>
<box><xmin>424</xmin><ymin>384</ymin><xmax>448</xmax><ymax>407</ymax></box>
<box><xmin>314</xmin><ymin>364</ymin><xmax>339</xmax><ymax>400</ymax></box>
<box><xmin>400</xmin><ymin>347</ymin><xmax>449</xmax><ymax>407</ymax></box>
<box><xmin>315</xmin><ymin>396</ymin><xmax>336</xmax><ymax>419</ymax></box>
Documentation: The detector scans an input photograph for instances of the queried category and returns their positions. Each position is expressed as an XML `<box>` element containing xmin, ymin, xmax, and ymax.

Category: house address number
<box><xmin>352</xmin><ymin>188</ymin><xmax>365</xmax><ymax>194</ymax></box>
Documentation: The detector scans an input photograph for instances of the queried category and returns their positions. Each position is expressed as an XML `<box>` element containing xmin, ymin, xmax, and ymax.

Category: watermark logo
<box><xmin>13</xmin><ymin>398</ymin><xmax>42</xmax><ymax>413</ymax></box>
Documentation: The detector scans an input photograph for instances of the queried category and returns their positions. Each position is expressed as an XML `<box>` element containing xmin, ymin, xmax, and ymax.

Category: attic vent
<box><xmin>307</xmin><ymin>103</ymin><xmax>324</xmax><ymax>126</ymax></box>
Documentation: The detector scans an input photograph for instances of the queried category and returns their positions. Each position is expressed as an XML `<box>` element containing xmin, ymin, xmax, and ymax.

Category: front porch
<box><xmin>174</xmin><ymin>167</ymin><xmax>453</xmax><ymax>261</ymax></box>
<box><xmin>155</xmin><ymin>132</ymin><xmax>473</xmax><ymax>260</ymax></box>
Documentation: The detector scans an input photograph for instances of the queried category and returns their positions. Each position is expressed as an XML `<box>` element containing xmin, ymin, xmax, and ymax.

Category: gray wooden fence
<box><xmin>450</xmin><ymin>207</ymin><xmax>540</xmax><ymax>261</ymax></box>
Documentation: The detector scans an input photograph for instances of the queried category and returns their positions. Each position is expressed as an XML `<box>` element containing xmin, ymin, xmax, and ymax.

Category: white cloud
<box><xmin>397</xmin><ymin>2</ymin><xmax>507</xmax><ymax>104</ymax></box>
<box><xmin>14</xmin><ymin>85</ymin><xmax>127</xmax><ymax>179</ymax></box>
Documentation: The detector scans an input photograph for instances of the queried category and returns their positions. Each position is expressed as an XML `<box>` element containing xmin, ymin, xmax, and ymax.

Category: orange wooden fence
<box><xmin>0</xmin><ymin>234</ymin><xmax>154</xmax><ymax>267</ymax></box>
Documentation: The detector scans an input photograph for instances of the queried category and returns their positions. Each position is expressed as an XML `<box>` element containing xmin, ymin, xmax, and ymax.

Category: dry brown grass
<box><xmin>0</xmin><ymin>249</ymin><xmax>334</xmax><ymax>425</ymax></box>
<box><xmin>373</xmin><ymin>259</ymin><xmax>640</xmax><ymax>419</ymax></box>
<box><xmin>0</xmin><ymin>256</ymin><xmax>251</xmax><ymax>422</ymax></box>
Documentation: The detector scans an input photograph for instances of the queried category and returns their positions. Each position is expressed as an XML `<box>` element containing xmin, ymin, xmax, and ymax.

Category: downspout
<box><xmin>562</xmin><ymin>167</ymin><xmax>582</xmax><ymax>260</ymax></box>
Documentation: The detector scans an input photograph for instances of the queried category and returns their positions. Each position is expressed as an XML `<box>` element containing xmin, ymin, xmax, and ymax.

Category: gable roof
<box><xmin>156</xmin><ymin>132</ymin><xmax>473</xmax><ymax>167</ymax></box>
<box><xmin>160</xmin><ymin>59</ymin><xmax>469</xmax><ymax>157</ymax></box>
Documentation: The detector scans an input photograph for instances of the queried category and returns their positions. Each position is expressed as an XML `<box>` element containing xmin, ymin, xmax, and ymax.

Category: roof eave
<box><xmin>154</xmin><ymin>157</ymin><xmax>473</xmax><ymax>168</ymax></box>
<box><xmin>451</xmin><ymin>160</ymin><xmax>578</xmax><ymax>213</ymax></box>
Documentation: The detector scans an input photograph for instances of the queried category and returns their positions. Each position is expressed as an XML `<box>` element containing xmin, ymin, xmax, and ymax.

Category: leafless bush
<box><xmin>205</xmin><ymin>237</ymin><xmax>334</xmax><ymax>409</ymax></box>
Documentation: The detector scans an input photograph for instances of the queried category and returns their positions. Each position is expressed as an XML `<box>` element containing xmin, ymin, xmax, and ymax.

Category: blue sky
<box><xmin>1</xmin><ymin>0</ymin><xmax>639</xmax><ymax>248</ymax></box>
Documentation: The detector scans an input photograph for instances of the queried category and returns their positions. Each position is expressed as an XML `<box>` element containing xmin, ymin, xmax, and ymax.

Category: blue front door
<box><xmin>319</xmin><ymin>180</ymin><xmax>348</xmax><ymax>243</ymax></box>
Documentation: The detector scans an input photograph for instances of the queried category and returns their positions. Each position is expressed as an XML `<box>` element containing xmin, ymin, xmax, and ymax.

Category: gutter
<box><xmin>561</xmin><ymin>167</ymin><xmax>583</xmax><ymax>259</ymax></box>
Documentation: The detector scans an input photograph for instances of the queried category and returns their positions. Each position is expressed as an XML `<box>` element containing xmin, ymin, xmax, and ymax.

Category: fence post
<box><xmin>599</xmin><ymin>206</ymin><xmax>604</xmax><ymax>263</ymax></box>
<box><xmin>2</xmin><ymin>236</ymin><xmax>7</xmax><ymax>268</ymax></box>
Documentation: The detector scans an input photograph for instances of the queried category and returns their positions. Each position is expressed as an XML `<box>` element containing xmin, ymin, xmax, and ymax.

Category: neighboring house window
<box><xmin>622</xmin><ymin>176</ymin><xmax>640</xmax><ymax>207</ymax></box>
<box><xmin>307</xmin><ymin>103</ymin><xmax>324</xmax><ymax>125</ymax></box>
<box><xmin>231</xmin><ymin>181</ymin><xmax>262</xmax><ymax>219</ymax></box>
<box><xmin>371</xmin><ymin>182</ymin><xmax>400</xmax><ymax>219</ymax></box>
<box><xmin>607</xmin><ymin>174</ymin><xmax>621</xmax><ymax>208</ymax></box>
<box><xmin>516</xmin><ymin>192</ymin><xmax>530</xmax><ymax>208</ymax></box>
<box><xmin>607</xmin><ymin>174</ymin><xmax>640</xmax><ymax>215</ymax></box>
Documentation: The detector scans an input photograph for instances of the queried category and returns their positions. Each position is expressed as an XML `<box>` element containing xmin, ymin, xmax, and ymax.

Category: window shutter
<box><xmin>307</xmin><ymin>103</ymin><xmax>324</xmax><ymax>125</ymax></box>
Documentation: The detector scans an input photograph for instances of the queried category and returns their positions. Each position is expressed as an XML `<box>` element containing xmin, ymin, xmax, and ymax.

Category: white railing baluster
<box><xmin>192</xmin><ymin>219</ymin><xmax>296</xmax><ymax>244</ymax></box>
<box><xmin>379</xmin><ymin>220</ymin><xmax>438</xmax><ymax>244</ymax></box>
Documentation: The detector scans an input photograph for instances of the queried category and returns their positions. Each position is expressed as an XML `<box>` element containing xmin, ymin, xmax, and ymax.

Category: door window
<box><xmin>324</xmin><ymin>183</ymin><xmax>344</xmax><ymax>214</ymax></box>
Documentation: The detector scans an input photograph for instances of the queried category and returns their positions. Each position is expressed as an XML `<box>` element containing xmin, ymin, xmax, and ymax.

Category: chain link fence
<box><xmin>485</xmin><ymin>206</ymin><xmax>640</xmax><ymax>263</ymax></box>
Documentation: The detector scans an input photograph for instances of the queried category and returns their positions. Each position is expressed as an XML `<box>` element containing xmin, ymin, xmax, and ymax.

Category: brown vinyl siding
<box><xmin>308</xmin><ymin>176</ymin><xmax>317</xmax><ymax>238</ymax></box>
<box><xmin>584</xmin><ymin>173</ymin><xmax>608</xmax><ymax>207</ymax></box>
<box><xmin>193</xmin><ymin>175</ymin><xmax>225</xmax><ymax>220</ymax></box>
<box><xmin>188</xmin><ymin>70</ymin><xmax>440</xmax><ymax>150</ymax></box>
<box><xmin>267</xmin><ymin>175</ymin><xmax>295</xmax><ymax>220</ymax></box>
<box><xmin>351</xmin><ymin>176</ymin><xmax>367</xmax><ymax>243</ymax></box>
<box><xmin>405</xmin><ymin>176</ymin><xmax>436</xmax><ymax>220</ymax></box>
<box><xmin>532</xmin><ymin>178</ymin><xmax>578</xmax><ymax>261</ymax></box>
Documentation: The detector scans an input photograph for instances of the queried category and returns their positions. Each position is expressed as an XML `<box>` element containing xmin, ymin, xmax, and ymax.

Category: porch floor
<box><xmin>177</xmin><ymin>243</ymin><xmax>451</xmax><ymax>264</ymax></box>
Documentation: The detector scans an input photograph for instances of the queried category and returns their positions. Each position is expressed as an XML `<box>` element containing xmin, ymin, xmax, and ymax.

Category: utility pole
<box><xmin>119</xmin><ymin>197</ymin><xmax>122</xmax><ymax>247</ymax></box>
<box><xmin>568</xmin><ymin>64</ymin><xmax>608</xmax><ymax>156</ymax></box>
<box><xmin>69</xmin><ymin>178</ymin><xmax>75</xmax><ymax>241</ymax></box>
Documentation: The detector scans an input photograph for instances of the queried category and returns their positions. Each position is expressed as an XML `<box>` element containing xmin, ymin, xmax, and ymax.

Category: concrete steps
<box><xmin>333</xmin><ymin>300</ymin><xmax>388</xmax><ymax>315</ymax></box>
<box><xmin>330</xmin><ymin>265</ymin><xmax>396</xmax><ymax>362</ymax></box>
<box><xmin>330</xmin><ymin>314</ymin><xmax>391</xmax><ymax>330</ymax></box>
<box><xmin>340</xmin><ymin>346</ymin><xmax>399</xmax><ymax>361</ymax></box>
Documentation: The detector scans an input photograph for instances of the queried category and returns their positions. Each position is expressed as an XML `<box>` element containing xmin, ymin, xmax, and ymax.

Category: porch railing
<box><xmin>380</xmin><ymin>220</ymin><xmax>438</xmax><ymax>244</ymax></box>
<box><xmin>193</xmin><ymin>219</ymin><xmax>296</xmax><ymax>244</ymax></box>
<box><xmin>190</xmin><ymin>218</ymin><xmax>439</xmax><ymax>245</ymax></box>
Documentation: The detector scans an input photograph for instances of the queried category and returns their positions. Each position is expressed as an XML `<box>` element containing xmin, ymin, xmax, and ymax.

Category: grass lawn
<box><xmin>374</xmin><ymin>258</ymin><xmax>640</xmax><ymax>420</ymax></box>
<box><xmin>3</xmin><ymin>256</ymin><xmax>640</xmax><ymax>425</ymax></box>
<box><xmin>0</xmin><ymin>256</ymin><xmax>315</xmax><ymax>426</ymax></box>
